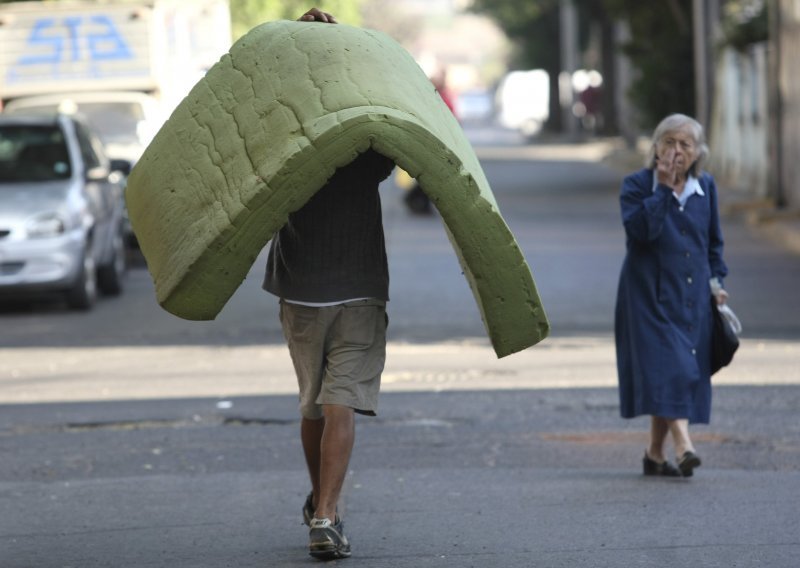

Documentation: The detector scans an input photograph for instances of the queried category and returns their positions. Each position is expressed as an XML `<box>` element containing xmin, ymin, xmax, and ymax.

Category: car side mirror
<box><xmin>86</xmin><ymin>165</ymin><xmax>111</xmax><ymax>181</ymax></box>
<box><xmin>110</xmin><ymin>159</ymin><xmax>132</xmax><ymax>176</ymax></box>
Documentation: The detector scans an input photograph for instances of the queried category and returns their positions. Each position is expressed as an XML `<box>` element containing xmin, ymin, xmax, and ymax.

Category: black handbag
<box><xmin>710</xmin><ymin>297</ymin><xmax>739</xmax><ymax>375</ymax></box>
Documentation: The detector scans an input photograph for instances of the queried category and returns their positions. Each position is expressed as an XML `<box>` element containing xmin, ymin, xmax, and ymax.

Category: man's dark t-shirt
<box><xmin>263</xmin><ymin>150</ymin><xmax>395</xmax><ymax>302</ymax></box>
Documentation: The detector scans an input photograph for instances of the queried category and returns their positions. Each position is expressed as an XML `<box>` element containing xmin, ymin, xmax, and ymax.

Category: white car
<box><xmin>0</xmin><ymin>114</ymin><xmax>128</xmax><ymax>309</ymax></box>
<box><xmin>4</xmin><ymin>92</ymin><xmax>164</xmax><ymax>248</ymax></box>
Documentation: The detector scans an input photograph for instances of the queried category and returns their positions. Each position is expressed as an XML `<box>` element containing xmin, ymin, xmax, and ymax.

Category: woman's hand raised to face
<box><xmin>656</xmin><ymin>147</ymin><xmax>682</xmax><ymax>191</ymax></box>
<box><xmin>655</xmin><ymin>128</ymin><xmax>698</xmax><ymax>193</ymax></box>
<box><xmin>298</xmin><ymin>8</ymin><xmax>338</xmax><ymax>23</ymax></box>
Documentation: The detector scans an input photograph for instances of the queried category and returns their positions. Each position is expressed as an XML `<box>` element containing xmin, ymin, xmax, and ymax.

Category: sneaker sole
<box><xmin>309</xmin><ymin>546</ymin><xmax>351</xmax><ymax>560</ymax></box>
<box><xmin>309</xmin><ymin>517</ymin><xmax>350</xmax><ymax>560</ymax></box>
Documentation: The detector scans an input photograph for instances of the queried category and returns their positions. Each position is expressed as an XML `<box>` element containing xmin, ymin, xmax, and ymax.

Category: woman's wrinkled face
<box><xmin>656</xmin><ymin>126</ymin><xmax>699</xmax><ymax>176</ymax></box>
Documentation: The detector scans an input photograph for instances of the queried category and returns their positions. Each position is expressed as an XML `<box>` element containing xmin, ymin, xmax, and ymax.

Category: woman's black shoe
<box><xmin>678</xmin><ymin>451</ymin><xmax>702</xmax><ymax>477</ymax></box>
<box><xmin>642</xmin><ymin>451</ymin><xmax>682</xmax><ymax>477</ymax></box>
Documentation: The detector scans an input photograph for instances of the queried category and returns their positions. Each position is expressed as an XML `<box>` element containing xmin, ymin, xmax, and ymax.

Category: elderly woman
<box><xmin>615</xmin><ymin>113</ymin><xmax>729</xmax><ymax>477</ymax></box>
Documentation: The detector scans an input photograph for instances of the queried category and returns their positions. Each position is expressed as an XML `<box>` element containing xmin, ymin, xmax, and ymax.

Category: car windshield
<box><xmin>10</xmin><ymin>101</ymin><xmax>145</xmax><ymax>145</ymax></box>
<box><xmin>0</xmin><ymin>125</ymin><xmax>72</xmax><ymax>182</ymax></box>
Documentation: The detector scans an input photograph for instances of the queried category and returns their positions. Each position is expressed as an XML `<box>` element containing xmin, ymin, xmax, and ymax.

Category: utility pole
<box><xmin>767</xmin><ymin>0</ymin><xmax>785</xmax><ymax>207</ymax></box>
<box><xmin>692</xmin><ymin>0</ymin><xmax>719</xmax><ymax>130</ymax></box>
<box><xmin>559</xmin><ymin>0</ymin><xmax>579</xmax><ymax>138</ymax></box>
<box><xmin>613</xmin><ymin>20</ymin><xmax>636</xmax><ymax>147</ymax></box>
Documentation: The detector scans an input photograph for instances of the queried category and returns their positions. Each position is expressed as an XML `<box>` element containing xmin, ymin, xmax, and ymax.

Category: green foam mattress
<box><xmin>125</xmin><ymin>20</ymin><xmax>549</xmax><ymax>357</ymax></box>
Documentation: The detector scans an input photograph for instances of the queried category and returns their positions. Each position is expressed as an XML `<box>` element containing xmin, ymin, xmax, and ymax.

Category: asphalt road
<box><xmin>1</xmin><ymin>127</ymin><xmax>799</xmax><ymax>567</ymax></box>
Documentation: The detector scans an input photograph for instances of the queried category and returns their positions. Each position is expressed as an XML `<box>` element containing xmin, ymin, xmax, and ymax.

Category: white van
<box><xmin>3</xmin><ymin>91</ymin><xmax>163</xmax><ymax>165</ymax></box>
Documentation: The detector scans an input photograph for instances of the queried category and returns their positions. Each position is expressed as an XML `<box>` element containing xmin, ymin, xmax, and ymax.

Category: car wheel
<box><xmin>66</xmin><ymin>253</ymin><xmax>98</xmax><ymax>310</ymax></box>
<box><xmin>98</xmin><ymin>231</ymin><xmax>126</xmax><ymax>295</ymax></box>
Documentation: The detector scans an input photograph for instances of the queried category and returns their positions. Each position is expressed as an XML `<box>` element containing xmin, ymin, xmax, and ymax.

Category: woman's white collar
<box><xmin>651</xmin><ymin>172</ymin><xmax>705</xmax><ymax>197</ymax></box>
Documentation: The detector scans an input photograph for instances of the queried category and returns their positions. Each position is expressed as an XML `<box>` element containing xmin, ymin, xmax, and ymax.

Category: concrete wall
<box><xmin>709</xmin><ymin>44</ymin><xmax>769</xmax><ymax>199</ymax></box>
<box><xmin>710</xmin><ymin>2</ymin><xmax>800</xmax><ymax>211</ymax></box>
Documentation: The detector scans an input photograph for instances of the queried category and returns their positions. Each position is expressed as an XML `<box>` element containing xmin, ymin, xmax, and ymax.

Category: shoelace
<box><xmin>310</xmin><ymin>518</ymin><xmax>338</xmax><ymax>530</ymax></box>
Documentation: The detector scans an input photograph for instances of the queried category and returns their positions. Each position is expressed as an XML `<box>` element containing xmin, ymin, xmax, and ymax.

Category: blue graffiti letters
<box><xmin>17</xmin><ymin>18</ymin><xmax>63</xmax><ymax>65</ymax></box>
<box><xmin>87</xmin><ymin>15</ymin><xmax>133</xmax><ymax>61</ymax></box>
<box><xmin>17</xmin><ymin>14</ymin><xmax>133</xmax><ymax>67</ymax></box>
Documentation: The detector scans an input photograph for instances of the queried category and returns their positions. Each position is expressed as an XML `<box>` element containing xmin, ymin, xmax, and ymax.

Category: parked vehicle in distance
<box><xmin>0</xmin><ymin>1</ymin><xmax>232</xmax><ymax>118</ymax></box>
<box><xmin>3</xmin><ymin>91</ymin><xmax>163</xmax><ymax>166</ymax></box>
<box><xmin>0</xmin><ymin>0</ymin><xmax>233</xmax><ymax>251</ymax></box>
<box><xmin>496</xmin><ymin>69</ymin><xmax>550</xmax><ymax>138</ymax></box>
<box><xmin>0</xmin><ymin>114</ymin><xmax>128</xmax><ymax>309</ymax></box>
<box><xmin>456</xmin><ymin>89</ymin><xmax>495</xmax><ymax>124</ymax></box>
<box><xmin>4</xmin><ymin>93</ymin><xmax>154</xmax><ymax>248</ymax></box>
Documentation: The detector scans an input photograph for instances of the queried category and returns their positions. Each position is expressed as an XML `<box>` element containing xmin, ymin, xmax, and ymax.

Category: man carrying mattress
<box><xmin>125</xmin><ymin>2</ymin><xmax>549</xmax><ymax>559</ymax></box>
<box><xmin>262</xmin><ymin>8</ymin><xmax>395</xmax><ymax>560</ymax></box>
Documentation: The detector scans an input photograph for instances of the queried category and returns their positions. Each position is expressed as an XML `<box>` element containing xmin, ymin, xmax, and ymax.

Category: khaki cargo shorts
<box><xmin>279</xmin><ymin>299</ymin><xmax>388</xmax><ymax>419</ymax></box>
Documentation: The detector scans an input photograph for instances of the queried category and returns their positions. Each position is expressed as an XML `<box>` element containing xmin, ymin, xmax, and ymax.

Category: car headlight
<box><xmin>25</xmin><ymin>212</ymin><xmax>67</xmax><ymax>238</ymax></box>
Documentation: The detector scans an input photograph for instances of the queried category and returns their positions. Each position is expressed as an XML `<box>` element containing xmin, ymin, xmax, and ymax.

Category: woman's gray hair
<box><xmin>645</xmin><ymin>113</ymin><xmax>709</xmax><ymax>177</ymax></box>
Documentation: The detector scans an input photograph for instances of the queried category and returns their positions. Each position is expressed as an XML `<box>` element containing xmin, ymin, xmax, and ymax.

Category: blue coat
<box><xmin>615</xmin><ymin>168</ymin><xmax>728</xmax><ymax>424</ymax></box>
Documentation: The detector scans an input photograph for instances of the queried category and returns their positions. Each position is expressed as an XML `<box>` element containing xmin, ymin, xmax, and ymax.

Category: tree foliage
<box><xmin>228</xmin><ymin>0</ymin><xmax>363</xmax><ymax>40</ymax></box>
<box><xmin>604</xmin><ymin>0</ymin><xmax>695</xmax><ymax>128</ymax></box>
<box><xmin>0</xmin><ymin>0</ymin><xmax>362</xmax><ymax>38</ymax></box>
<box><xmin>471</xmin><ymin>0</ymin><xmax>697</xmax><ymax>130</ymax></box>
<box><xmin>361</xmin><ymin>0</ymin><xmax>423</xmax><ymax>47</ymax></box>
<box><xmin>470</xmin><ymin>0</ymin><xmax>563</xmax><ymax>129</ymax></box>
<box><xmin>719</xmin><ymin>0</ymin><xmax>768</xmax><ymax>52</ymax></box>
<box><xmin>470</xmin><ymin>0</ymin><xmax>559</xmax><ymax>71</ymax></box>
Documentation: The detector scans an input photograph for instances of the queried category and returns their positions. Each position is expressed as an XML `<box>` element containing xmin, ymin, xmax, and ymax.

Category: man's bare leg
<box><xmin>301</xmin><ymin>416</ymin><xmax>325</xmax><ymax>510</ymax></box>
<box><xmin>303</xmin><ymin>404</ymin><xmax>355</xmax><ymax>521</ymax></box>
